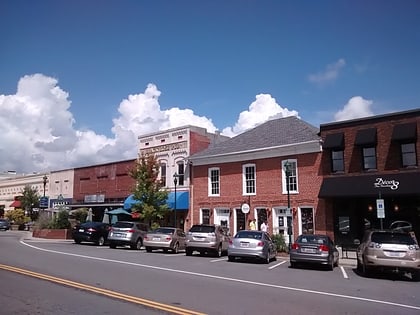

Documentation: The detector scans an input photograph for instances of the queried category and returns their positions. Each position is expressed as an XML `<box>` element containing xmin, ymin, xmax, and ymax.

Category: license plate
<box><xmin>193</xmin><ymin>237</ymin><xmax>204</xmax><ymax>241</ymax></box>
<box><xmin>301</xmin><ymin>248</ymin><xmax>316</xmax><ymax>253</ymax></box>
<box><xmin>240</xmin><ymin>243</ymin><xmax>249</xmax><ymax>247</ymax></box>
<box><xmin>153</xmin><ymin>237</ymin><xmax>160</xmax><ymax>241</ymax></box>
<box><xmin>388</xmin><ymin>251</ymin><xmax>403</xmax><ymax>257</ymax></box>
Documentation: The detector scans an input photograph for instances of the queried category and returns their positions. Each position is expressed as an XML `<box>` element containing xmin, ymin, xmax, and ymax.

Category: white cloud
<box><xmin>222</xmin><ymin>94</ymin><xmax>299</xmax><ymax>136</ymax></box>
<box><xmin>308</xmin><ymin>58</ymin><xmax>346</xmax><ymax>85</ymax></box>
<box><xmin>334</xmin><ymin>96</ymin><xmax>374</xmax><ymax>121</ymax></box>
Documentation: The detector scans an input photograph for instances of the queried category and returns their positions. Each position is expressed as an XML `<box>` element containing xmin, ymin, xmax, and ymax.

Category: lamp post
<box><xmin>284</xmin><ymin>161</ymin><xmax>292</xmax><ymax>250</ymax></box>
<box><xmin>42</xmin><ymin>175</ymin><xmax>47</xmax><ymax>197</ymax></box>
<box><xmin>173</xmin><ymin>172</ymin><xmax>179</xmax><ymax>228</ymax></box>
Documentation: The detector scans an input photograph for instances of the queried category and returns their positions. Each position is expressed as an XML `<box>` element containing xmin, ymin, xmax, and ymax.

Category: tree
<box><xmin>20</xmin><ymin>185</ymin><xmax>41</xmax><ymax>221</ymax></box>
<box><xmin>129</xmin><ymin>153</ymin><xmax>169</xmax><ymax>226</ymax></box>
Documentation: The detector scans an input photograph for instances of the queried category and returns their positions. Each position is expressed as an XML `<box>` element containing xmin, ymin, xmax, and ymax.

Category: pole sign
<box><xmin>39</xmin><ymin>196</ymin><xmax>49</xmax><ymax>208</ymax></box>
<box><xmin>376</xmin><ymin>199</ymin><xmax>385</xmax><ymax>219</ymax></box>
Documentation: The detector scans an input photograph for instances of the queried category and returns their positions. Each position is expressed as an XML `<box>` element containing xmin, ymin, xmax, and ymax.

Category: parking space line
<box><xmin>210</xmin><ymin>258</ymin><xmax>227</xmax><ymax>262</ymax></box>
<box><xmin>340</xmin><ymin>266</ymin><xmax>349</xmax><ymax>279</ymax></box>
<box><xmin>268</xmin><ymin>260</ymin><xmax>287</xmax><ymax>270</ymax></box>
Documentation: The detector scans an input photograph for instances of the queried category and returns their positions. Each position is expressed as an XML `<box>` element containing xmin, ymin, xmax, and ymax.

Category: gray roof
<box><xmin>190</xmin><ymin>116</ymin><xmax>320</xmax><ymax>159</ymax></box>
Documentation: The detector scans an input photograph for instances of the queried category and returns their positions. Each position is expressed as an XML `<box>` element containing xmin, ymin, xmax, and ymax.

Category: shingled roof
<box><xmin>190</xmin><ymin>116</ymin><xmax>320</xmax><ymax>160</ymax></box>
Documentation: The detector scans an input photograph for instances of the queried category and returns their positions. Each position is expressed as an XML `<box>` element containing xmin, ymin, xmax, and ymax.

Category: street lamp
<box><xmin>284</xmin><ymin>161</ymin><xmax>292</xmax><ymax>250</ymax></box>
<box><xmin>42</xmin><ymin>175</ymin><xmax>47</xmax><ymax>197</ymax></box>
<box><xmin>173</xmin><ymin>172</ymin><xmax>179</xmax><ymax>228</ymax></box>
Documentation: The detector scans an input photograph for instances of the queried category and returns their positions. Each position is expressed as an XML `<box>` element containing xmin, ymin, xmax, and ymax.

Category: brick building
<box><xmin>189</xmin><ymin>116</ymin><xmax>323</xmax><ymax>246</ymax></box>
<box><xmin>318</xmin><ymin>109</ymin><xmax>420</xmax><ymax>247</ymax></box>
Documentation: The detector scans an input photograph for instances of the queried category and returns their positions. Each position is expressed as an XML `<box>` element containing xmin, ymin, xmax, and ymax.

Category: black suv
<box><xmin>185</xmin><ymin>224</ymin><xmax>230</xmax><ymax>257</ymax></box>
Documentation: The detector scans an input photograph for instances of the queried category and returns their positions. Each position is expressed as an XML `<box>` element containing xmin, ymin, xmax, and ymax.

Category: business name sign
<box><xmin>374</xmin><ymin>178</ymin><xmax>399</xmax><ymax>190</ymax></box>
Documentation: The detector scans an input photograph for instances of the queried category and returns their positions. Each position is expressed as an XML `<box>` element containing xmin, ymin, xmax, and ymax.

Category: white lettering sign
<box><xmin>374</xmin><ymin>178</ymin><xmax>399</xmax><ymax>190</ymax></box>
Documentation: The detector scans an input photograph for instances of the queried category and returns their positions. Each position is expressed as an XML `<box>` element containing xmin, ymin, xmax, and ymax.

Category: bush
<box><xmin>271</xmin><ymin>233</ymin><xmax>288</xmax><ymax>253</ymax></box>
<box><xmin>5</xmin><ymin>209</ymin><xmax>25</xmax><ymax>225</ymax></box>
<box><xmin>50</xmin><ymin>210</ymin><xmax>71</xmax><ymax>229</ymax></box>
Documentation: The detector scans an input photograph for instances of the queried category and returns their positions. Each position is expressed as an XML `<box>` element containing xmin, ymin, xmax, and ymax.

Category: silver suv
<box><xmin>356</xmin><ymin>229</ymin><xmax>420</xmax><ymax>280</ymax></box>
<box><xmin>185</xmin><ymin>224</ymin><xmax>230</xmax><ymax>257</ymax></box>
<box><xmin>108</xmin><ymin>221</ymin><xmax>149</xmax><ymax>250</ymax></box>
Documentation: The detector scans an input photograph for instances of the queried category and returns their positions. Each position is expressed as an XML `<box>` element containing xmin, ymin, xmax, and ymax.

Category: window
<box><xmin>362</xmin><ymin>147</ymin><xmax>377</xmax><ymax>170</ymax></box>
<box><xmin>201</xmin><ymin>209</ymin><xmax>210</xmax><ymax>225</ymax></box>
<box><xmin>208</xmin><ymin>167</ymin><xmax>220</xmax><ymax>196</ymax></box>
<box><xmin>331</xmin><ymin>150</ymin><xmax>344</xmax><ymax>173</ymax></box>
<box><xmin>401</xmin><ymin>143</ymin><xmax>417</xmax><ymax>167</ymax></box>
<box><xmin>282</xmin><ymin>160</ymin><xmax>298</xmax><ymax>193</ymax></box>
<box><xmin>177</xmin><ymin>162</ymin><xmax>184</xmax><ymax>186</ymax></box>
<box><xmin>243</xmin><ymin>164</ymin><xmax>256</xmax><ymax>195</ymax></box>
<box><xmin>160</xmin><ymin>163</ymin><xmax>167</xmax><ymax>186</ymax></box>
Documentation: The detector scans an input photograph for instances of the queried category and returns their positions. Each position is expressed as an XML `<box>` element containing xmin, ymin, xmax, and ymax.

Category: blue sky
<box><xmin>1</xmin><ymin>1</ymin><xmax>419</xmax><ymax>173</ymax></box>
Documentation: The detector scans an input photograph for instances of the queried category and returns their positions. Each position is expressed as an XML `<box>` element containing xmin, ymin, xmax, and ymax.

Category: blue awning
<box><xmin>166</xmin><ymin>191</ymin><xmax>189</xmax><ymax>210</ymax></box>
<box><xmin>123</xmin><ymin>192</ymin><xmax>189</xmax><ymax>211</ymax></box>
<box><xmin>107</xmin><ymin>208</ymin><xmax>131</xmax><ymax>215</ymax></box>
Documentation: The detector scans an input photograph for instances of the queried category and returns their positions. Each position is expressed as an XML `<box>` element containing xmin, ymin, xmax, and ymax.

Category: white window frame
<box><xmin>242</xmin><ymin>163</ymin><xmax>256</xmax><ymax>195</ymax></box>
<box><xmin>208</xmin><ymin>167</ymin><xmax>220</xmax><ymax>196</ymax></box>
<box><xmin>282</xmin><ymin>159</ymin><xmax>298</xmax><ymax>194</ymax></box>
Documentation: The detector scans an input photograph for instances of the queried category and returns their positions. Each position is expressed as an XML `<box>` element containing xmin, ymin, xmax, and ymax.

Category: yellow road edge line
<box><xmin>0</xmin><ymin>264</ymin><xmax>206</xmax><ymax>315</ymax></box>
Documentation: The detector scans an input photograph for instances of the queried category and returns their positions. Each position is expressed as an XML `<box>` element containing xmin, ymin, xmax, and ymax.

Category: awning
<box><xmin>355</xmin><ymin>128</ymin><xmax>377</xmax><ymax>146</ymax></box>
<box><xmin>322</xmin><ymin>132</ymin><xmax>344</xmax><ymax>149</ymax></box>
<box><xmin>10</xmin><ymin>200</ymin><xmax>21</xmax><ymax>208</ymax></box>
<box><xmin>123</xmin><ymin>192</ymin><xmax>189</xmax><ymax>211</ymax></box>
<box><xmin>107</xmin><ymin>208</ymin><xmax>131</xmax><ymax>215</ymax></box>
<box><xmin>392</xmin><ymin>122</ymin><xmax>417</xmax><ymax>141</ymax></box>
<box><xmin>318</xmin><ymin>172</ymin><xmax>420</xmax><ymax>198</ymax></box>
<box><xmin>166</xmin><ymin>191</ymin><xmax>189</xmax><ymax>210</ymax></box>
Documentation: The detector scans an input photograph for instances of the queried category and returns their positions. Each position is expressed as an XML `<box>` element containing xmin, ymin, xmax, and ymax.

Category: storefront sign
<box><xmin>374</xmin><ymin>178</ymin><xmax>399</xmax><ymax>190</ymax></box>
<box><xmin>84</xmin><ymin>194</ymin><xmax>105</xmax><ymax>203</ymax></box>
<box><xmin>143</xmin><ymin>141</ymin><xmax>188</xmax><ymax>154</ymax></box>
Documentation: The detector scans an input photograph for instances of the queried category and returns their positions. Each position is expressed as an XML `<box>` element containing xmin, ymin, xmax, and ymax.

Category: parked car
<box><xmin>144</xmin><ymin>227</ymin><xmax>186</xmax><ymax>254</ymax></box>
<box><xmin>389</xmin><ymin>220</ymin><xmax>413</xmax><ymax>233</ymax></box>
<box><xmin>185</xmin><ymin>224</ymin><xmax>230</xmax><ymax>257</ymax></box>
<box><xmin>108</xmin><ymin>221</ymin><xmax>149</xmax><ymax>250</ymax></box>
<box><xmin>0</xmin><ymin>219</ymin><xmax>11</xmax><ymax>231</ymax></box>
<box><xmin>356</xmin><ymin>229</ymin><xmax>420</xmax><ymax>280</ymax></box>
<box><xmin>228</xmin><ymin>230</ymin><xmax>277</xmax><ymax>264</ymax></box>
<box><xmin>289</xmin><ymin>234</ymin><xmax>339</xmax><ymax>270</ymax></box>
<box><xmin>72</xmin><ymin>221</ymin><xmax>111</xmax><ymax>246</ymax></box>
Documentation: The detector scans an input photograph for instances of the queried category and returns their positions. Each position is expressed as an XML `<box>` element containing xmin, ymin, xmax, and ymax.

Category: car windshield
<box><xmin>297</xmin><ymin>235</ymin><xmax>327</xmax><ymax>244</ymax></box>
<box><xmin>235</xmin><ymin>231</ymin><xmax>262</xmax><ymax>240</ymax></box>
<box><xmin>153</xmin><ymin>228</ymin><xmax>174</xmax><ymax>234</ymax></box>
<box><xmin>113</xmin><ymin>222</ymin><xmax>133</xmax><ymax>229</ymax></box>
<box><xmin>189</xmin><ymin>225</ymin><xmax>215</xmax><ymax>233</ymax></box>
<box><xmin>371</xmin><ymin>232</ymin><xmax>416</xmax><ymax>245</ymax></box>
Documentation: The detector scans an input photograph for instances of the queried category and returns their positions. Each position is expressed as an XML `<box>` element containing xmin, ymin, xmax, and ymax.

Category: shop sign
<box><xmin>374</xmin><ymin>178</ymin><xmax>399</xmax><ymax>190</ymax></box>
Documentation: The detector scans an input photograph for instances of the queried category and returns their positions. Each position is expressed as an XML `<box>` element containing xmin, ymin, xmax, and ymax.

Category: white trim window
<box><xmin>282</xmin><ymin>159</ymin><xmax>298</xmax><ymax>194</ymax></box>
<box><xmin>243</xmin><ymin>163</ymin><xmax>256</xmax><ymax>195</ymax></box>
<box><xmin>208</xmin><ymin>167</ymin><xmax>220</xmax><ymax>196</ymax></box>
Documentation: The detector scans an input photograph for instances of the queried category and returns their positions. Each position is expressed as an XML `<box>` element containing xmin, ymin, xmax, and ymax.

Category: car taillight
<box><xmin>165</xmin><ymin>236</ymin><xmax>172</xmax><ymax>241</ymax></box>
<box><xmin>291</xmin><ymin>243</ymin><xmax>299</xmax><ymax>250</ymax></box>
<box><xmin>257</xmin><ymin>241</ymin><xmax>264</xmax><ymax>247</ymax></box>
<box><xmin>229</xmin><ymin>240</ymin><xmax>233</xmax><ymax>245</ymax></box>
<box><xmin>144</xmin><ymin>236</ymin><xmax>149</xmax><ymax>240</ymax></box>
<box><xmin>87</xmin><ymin>228</ymin><xmax>96</xmax><ymax>232</ymax></box>
<box><xmin>319</xmin><ymin>245</ymin><xmax>329</xmax><ymax>252</ymax></box>
<box><xmin>368</xmin><ymin>242</ymin><xmax>382</xmax><ymax>248</ymax></box>
<box><xmin>127</xmin><ymin>229</ymin><xmax>135</xmax><ymax>233</ymax></box>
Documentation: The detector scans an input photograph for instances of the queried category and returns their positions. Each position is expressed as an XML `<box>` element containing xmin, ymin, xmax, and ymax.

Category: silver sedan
<box><xmin>144</xmin><ymin>227</ymin><xmax>186</xmax><ymax>254</ymax></box>
<box><xmin>228</xmin><ymin>230</ymin><xmax>277</xmax><ymax>264</ymax></box>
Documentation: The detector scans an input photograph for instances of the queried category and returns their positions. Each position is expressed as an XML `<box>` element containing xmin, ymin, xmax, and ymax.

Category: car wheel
<box><xmin>146</xmin><ymin>247</ymin><xmax>152</xmax><ymax>253</ymax></box>
<box><xmin>109</xmin><ymin>243</ymin><xmax>116</xmax><ymax>249</ymax></box>
<box><xmin>264</xmin><ymin>252</ymin><xmax>270</xmax><ymax>264</ymax></box>
<box><xmin>361</xmin><ymin>258</ymin><xmax>371</xmax><ymax>277</ymax></box>
<box><xmin>328</xmin><ymin>256</ymin><xmax>334</xmax><ymax>271</ymax></box>
<box><xmin>228</xmin><ymin>255</ymin><xmax>235</xmax><ymax>262</ymax></box>
<box><xmin>290</xmin><ymin>261</ymin><xmax>297</xmax><ymax>268</ymax></box>
<box><xmin>334</xmin><ymin>256</ymin><xmax>339</xmax><ymax>267</ymax></box>
<box><xmin>74</xmin><ymin>239</ymin><xmax>81</xmax><ymax>244</ymax></box>
<box><xmin>131</xmin><ymin>239</ymin><xmax>142</xmax><ymax>250</ymax></box>
<box><xmin>97</xmin><ymin>236</ymin><xmax>105</xmax><ymax>246</ymax></box>
<box><xmin>411</xmin><ymin>270</ymin><xmax>420</xmax><ymax>281</ymax></box>
<box><xmin>215</xmin><ymin>244</ymin><xmax>222</xmax><ymax>257</ymax></box>
<box><xmin>173</xmin><ymin>243</ymin><xmax>179</xmax><ymax>254</ymax></box>
<box><xmin>186</xmin><ymin>248</ymin><xmax>193</xmax><ymax>256</ymax></box>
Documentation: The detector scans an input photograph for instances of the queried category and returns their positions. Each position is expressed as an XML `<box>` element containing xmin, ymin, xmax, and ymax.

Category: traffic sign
<box><xmin>376</xmin><ymin>199</ymin><xmax>385</xmax><ymax>218</ymax></box>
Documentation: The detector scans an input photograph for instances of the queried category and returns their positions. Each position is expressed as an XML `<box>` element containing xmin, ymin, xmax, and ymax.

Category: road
<box><xmin>0</xmin><ymin>230</ymin><xmax>419</xmax><ymax>315</ymax></box>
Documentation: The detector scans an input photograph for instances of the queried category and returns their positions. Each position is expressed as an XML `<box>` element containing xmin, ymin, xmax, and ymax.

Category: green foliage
<box><xmin>272</xmin><ymin>233</ymin><xmax>288</xmax><ymax>253</ymax></box>
<box><xmin>35</xmin><ymin>211</ymin><xmax>52</xmax><ymax>229</ymax></box>
<box><xmin>5</xmin><ymin>209</ymin><xmax>25</xmax><ymax>225</ymax></box>
<box><xmin>129</xmin><ymin>153</ymin><xmax>170</xmax><ymax>224</ymax></box>
<box><xmin>20</xmin><ymin>185</ymin><xmax>41</xmax><ymax>220</ymax></box>
<box><xmin>49</xmin><ymin>210</ymin><xmax>71</xmax><ymax>229</ymax></box>
<box><xmin>70</xmin><ymin>208</ymin><xmax>88</xmax><ymax>223</ymax></box>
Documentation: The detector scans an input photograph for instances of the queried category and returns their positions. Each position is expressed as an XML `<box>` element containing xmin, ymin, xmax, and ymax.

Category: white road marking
<box><xmin>268</xmin><ymin>260</ymin><xmax>287</xmax><ymax>270</ymax></box>
<box><xmin>340</xmin><ymin>266</ymin><xmax>349</xmax><ymax>279</ymax></box>
<box><xmin>210</xmin><ymin>258</ymin><xmax>227</xmax><ymax>262</ymax></box>
<box><xmin>19</xmin><ymin>240</ymin><xmax>420</xmax><ymax>312</ymax></box>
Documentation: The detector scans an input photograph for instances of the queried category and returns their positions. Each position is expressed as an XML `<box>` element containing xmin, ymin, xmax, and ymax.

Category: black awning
<box><xmin>355</xmin><ymin>128</ymin><xmax>377</xmax><ymax>146</ymax></box>
<box><xmin>318</xmin><ymin>172</ymin><xmax>420</xmax><ymax>198</ymax></box>
<box><xmin>322</xmin><ymin>132</ymin><xmax>344</xmax><ymax>149</ymax></box>
<box><xmin>391</xmin><ymin>122</ymin><xmax>417</xmax><ymax>142</ymax></box>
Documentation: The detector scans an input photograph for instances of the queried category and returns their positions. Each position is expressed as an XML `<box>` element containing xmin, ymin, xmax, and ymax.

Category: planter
<box><xmin>32</xmin><ymin>229</ymin><xmax>72</xmax><ymax>239</ymax></box>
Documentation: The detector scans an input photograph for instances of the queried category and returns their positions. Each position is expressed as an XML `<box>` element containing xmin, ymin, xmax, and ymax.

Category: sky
<box><xmin>1</xmin><ymin>1</ymin><xmax>419</xmax><ymax>174</ymax></box>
